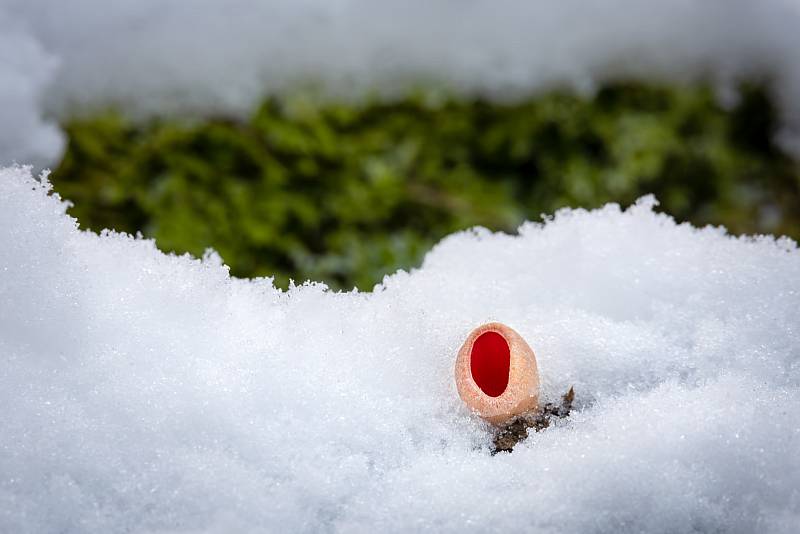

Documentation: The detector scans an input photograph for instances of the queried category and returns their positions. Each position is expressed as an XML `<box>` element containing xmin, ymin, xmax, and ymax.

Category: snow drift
<box><xmin>3</xmin><ymin>0</ymin><xmax>800</xmax><ymax>165</ymax></box>
<box><xmin>1</xmin><ymin>165</ymin><xmax>798</xmax><ymax>533</ymax></box>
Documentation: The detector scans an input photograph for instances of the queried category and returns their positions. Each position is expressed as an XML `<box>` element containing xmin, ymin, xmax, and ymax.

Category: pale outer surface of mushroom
<box><xmin>455</xmin><ymin>322</ymin><xmax>540</xmax><ymax>425</ymax></box>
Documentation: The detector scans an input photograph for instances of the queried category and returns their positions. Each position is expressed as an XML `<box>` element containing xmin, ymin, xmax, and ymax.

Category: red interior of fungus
<box><xmin>470</xmin><ymin>331</ymin><xmax>511</xmax><ymax>397</ymax></box>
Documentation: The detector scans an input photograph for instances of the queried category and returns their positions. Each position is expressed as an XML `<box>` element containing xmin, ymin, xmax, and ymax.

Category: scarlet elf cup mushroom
<box><xmin>455</xmin><ymin>322</ymin><xmax>540</xmax><ymax>425</ymax></box>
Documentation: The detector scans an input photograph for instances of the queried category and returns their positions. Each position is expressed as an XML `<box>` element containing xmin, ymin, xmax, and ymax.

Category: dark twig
<box><xmin>492</xmin><ymin>386</ymin><xmax>574</xmax><ymax>454</ymax></box>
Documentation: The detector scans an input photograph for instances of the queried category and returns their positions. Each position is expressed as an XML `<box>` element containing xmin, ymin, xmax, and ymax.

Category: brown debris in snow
<box><xmin>492</xmin><ymin>386</ymin><xmax>574</xmax><ymax>454</ymax></box>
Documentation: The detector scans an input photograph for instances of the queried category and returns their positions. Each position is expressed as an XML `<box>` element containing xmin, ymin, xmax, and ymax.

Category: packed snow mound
<box><xmin>3</xmin><ymin>0</ymin><xmax>800</xmax><ymax>165</ymax></box>
<box><xmin>1</xmin><ymin>165</ymin><xmax>799</xmax><ymax>533</ymax></box>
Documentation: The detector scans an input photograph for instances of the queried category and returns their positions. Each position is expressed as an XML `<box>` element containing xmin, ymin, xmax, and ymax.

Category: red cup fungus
<box><xmin>455</xmin><ymin>322</ymin><xmax>540</xmax><ymax>425</ymax></box>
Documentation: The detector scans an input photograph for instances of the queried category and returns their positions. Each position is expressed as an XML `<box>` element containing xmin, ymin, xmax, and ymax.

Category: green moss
<box><xmin>50</xmin><ymin>83</ymin><xmax>800</xmax><ymax>289</ymax></box>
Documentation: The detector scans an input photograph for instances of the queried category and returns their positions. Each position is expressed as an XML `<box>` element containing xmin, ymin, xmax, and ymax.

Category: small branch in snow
<box><xmin>492</xmin><ymin>386</ymin><xmax>574</xmax><ymax>454</ymax></box>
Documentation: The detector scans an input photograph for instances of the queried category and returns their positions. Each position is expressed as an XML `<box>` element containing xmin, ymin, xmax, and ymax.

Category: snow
<box><xmin>0</xmin><ymin>16</ymin><xmax>63</xmax><ymax>165</ymax></box>
<box><xmin>3</xmin><ymin>0</ymin><xmax>800</xmax><ymax>165</ymax></box>
<box><xmin>1</xmin><ymin>165</ymin><xmax>798</xmax><ymax>532</ymax></box>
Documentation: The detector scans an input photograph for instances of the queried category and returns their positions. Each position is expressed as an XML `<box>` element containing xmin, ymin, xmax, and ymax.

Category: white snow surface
<box><xmin>4</xmin><ymin>0</ymin><xmax>800</xmax><ymax>165</ymax></box>
<box><xmin>1</xmin><ymin>165</ymin><xmax>799</xmax><ymax>532</ymax></box>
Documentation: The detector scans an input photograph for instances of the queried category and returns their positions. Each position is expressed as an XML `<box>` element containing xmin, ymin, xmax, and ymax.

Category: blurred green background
<box><xmin>50</xmin><ymin>82</ymin><xmax>800</xmax><ymax>290</ymax></box>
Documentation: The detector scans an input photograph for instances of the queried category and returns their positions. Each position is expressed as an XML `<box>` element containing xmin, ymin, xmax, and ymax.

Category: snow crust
<box><xmin>1</xmin><ymin>165</ymin><xmax>799</xmax><ymax>532</ymax></box>
<box><xmin>3</xmin><ymin>0</ymin><xmax>800</xmax><ymax>165</ymax></box>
